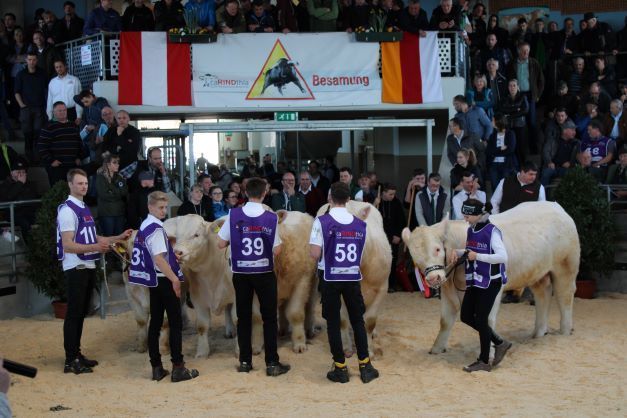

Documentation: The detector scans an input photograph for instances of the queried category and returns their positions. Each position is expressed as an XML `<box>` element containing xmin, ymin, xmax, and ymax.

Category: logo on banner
<box><xmin>246</xmin><ymin>39</ymin><xmax>314</xmax><ymax>100</ymax></box>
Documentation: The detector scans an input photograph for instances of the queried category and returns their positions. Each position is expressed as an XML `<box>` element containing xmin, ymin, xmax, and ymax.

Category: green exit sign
<box><xmin>274</xmin><ymin>112</ymin><xmax>298</xmax><ymax>122</ymax></box>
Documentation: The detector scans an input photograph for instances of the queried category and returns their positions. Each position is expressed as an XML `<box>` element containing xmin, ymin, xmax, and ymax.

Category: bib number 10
<box><xmin>242</xmin><ymin>237</ymin><xmax>264</xmax><ymax>256</ymax></box>
<box><xmin>79</xmin><ymin>226</ymin><xmax>97</xmax><ymax>244</ymax></box>
<box><xmin>335</xmin><ymin>243</ymin><xmax>357</xmax><ymax>262</ymax></box>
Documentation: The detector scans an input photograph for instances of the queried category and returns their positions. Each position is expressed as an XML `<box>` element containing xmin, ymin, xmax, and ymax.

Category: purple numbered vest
<box><xmin>56</xmin><ymin>199</ymin><xmax>99</xmax><ymax>262</ymax></box>
<box><xmin>319</xmin><ymin>213</ymin><xmax>367</xmax><ymax>281</ymax></box>
<box><xmin>465</xmin><ymin>222</ymin><xmax>507</xmax><ymax>289</ymax></box>
<box><xmin>229</xmin><ymin>207</ymin><xmax>278</xmax><ymax>274</ymax></box>
<box><xmin>583</xmin><ymin>136</ymin><xmax>612</xmax><ymax>164</ymax></box>
<box><xmin>128</xmin><ymin>222</ymin><xmax>183</xmax><ymax>288</ymax></box>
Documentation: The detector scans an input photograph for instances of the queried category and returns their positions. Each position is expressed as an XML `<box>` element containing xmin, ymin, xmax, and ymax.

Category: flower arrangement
<box><xmin>354</xmin><ymin>9</ymin><xmax>402</xmax><ymax>42</ymax></box>
<box><xmin>167</xmin><ymin>7</ymin><xmax>216</xmax><ymax>42</ymax></box>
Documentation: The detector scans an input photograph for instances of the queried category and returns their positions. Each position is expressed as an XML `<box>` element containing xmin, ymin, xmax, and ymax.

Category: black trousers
<box><xmin>319</xmin><ymin>270</ymin><xmax>369</xmax><ymax>364</ymax></box>
<box><xmin>63</xmin><ymin>267</ymin><xmax>96</xmax><ymax>362</ymax></box>
<box><xmin>232</xmin><ymin>272</ymin><xmax>279</xmax><ymax>365</ymax></box>
<box><xmin>148</xmin><ymin>277</ymin><xmax>184</xmax><ymax>367</ymax></box>
<box><xmin>460</xmin><ymin>279</ymin><xmax>504</xmax><ymax>364</ymax></box>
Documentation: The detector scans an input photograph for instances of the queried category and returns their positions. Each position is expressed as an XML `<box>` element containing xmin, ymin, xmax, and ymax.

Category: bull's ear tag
<box><xmin>212</xmin><ymin>226</ymin><xmax>220</xmax><ymax>233</ymax></box>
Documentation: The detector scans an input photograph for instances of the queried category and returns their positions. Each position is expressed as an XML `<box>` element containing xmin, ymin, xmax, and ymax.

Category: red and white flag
<box><xmin>118</xmin><ymin>32</ymin><xmax>191</xmax><ymax>106</ymax></box>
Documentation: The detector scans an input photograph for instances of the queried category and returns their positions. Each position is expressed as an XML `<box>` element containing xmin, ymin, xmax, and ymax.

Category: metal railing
<box><xmin>0</xmin><ymin>199</ymin><xmax>41</xmax><ymax>282</ymax></box>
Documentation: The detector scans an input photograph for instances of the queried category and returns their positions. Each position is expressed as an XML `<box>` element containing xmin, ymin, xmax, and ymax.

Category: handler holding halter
<box><xmin>448</xmin><ymin>198</ymin><xmax>512</xmax><ymax>372</ymax></box>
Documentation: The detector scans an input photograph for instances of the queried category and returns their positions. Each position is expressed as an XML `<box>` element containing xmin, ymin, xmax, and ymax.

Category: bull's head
<box><xmin>401</xmin><ymin>221</ymin><xmax>450</xmax><ymax>288</ymax></box>
<box><xmin>164</xmin><ymin>215</ymin><xmax>221</xmax><ymax>266</ymax></box>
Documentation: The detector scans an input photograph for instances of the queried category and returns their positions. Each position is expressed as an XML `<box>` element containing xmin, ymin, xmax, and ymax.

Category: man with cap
<box><xmin>580</xmin><ymin>12</ymin><xmax>614</xmax><ymax>54</ymax></box>
<box><xmin>541</xmin><ymin>119</ymin><xmax>580</xmax><ymax>186</ymax></box>
<box><xmin>0</xmin><ymin>157</ymin><xmax>40</xmax><ymax>241</ymax></box>
<box><xmin>448</xmin><ymin>198</ymin><xmax>512</xmax><ymax>372</ymax></box>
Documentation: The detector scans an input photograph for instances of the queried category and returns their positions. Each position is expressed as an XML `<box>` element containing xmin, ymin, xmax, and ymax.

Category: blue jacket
<box><xmin>84</xmin><ymin>6</ymin><xmax>122</xmax><ymax>35</ymax></box>
<box><xmin>466</xmin><ymin>88</ymin><xmax>494</xmax><ymax>120</ymax></box>
<box><xmin>456</xmin><ymin>106</ymin><xmax>493</xmax><ymax>141</ymax></box>
<box><xmin>185</xmin><ymin>0</ymin><xmax>216</xmax><ymax>28</ymax></box>
<box><xmin>212</xmin><ymin>201</ymin><xmax>229</xmax><ymax>218</ymax></box>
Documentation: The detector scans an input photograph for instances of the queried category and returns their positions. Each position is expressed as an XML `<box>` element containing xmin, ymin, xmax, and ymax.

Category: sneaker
<box><xmin>359</xmin><ymin>361</ymin><xmax>379</xmax><ymax>383</ymax></box>
<box><xmin>78</xmin><ymin>354</ymin><xmax>99</xmax><ymax>368</ymax></box>
<box><xmin>64</xmin><ymin>358</ymin><xmax>93</xmax><ymax>374</ymax></box>
<box><xmin>492</xmin><ymin>340</ymin><xmax>512</xmax><ymax>367</ymax></box>
<box><xmin>463</xmin><ymin>360</ymin><xmax>492</xmax><ymax>373</ymax></box>
<box><xmin>171</xmin><ymin>365</ymin><xmax>199</xmax><ymax>382</ymax></box>
<box><xmin>266</xmin><ymin>361</ymin><xmax>290</xmax><ymax>377</ymax></box>
<box><xmin>152</xmin><ymin>366</ymin><xmax>169</xmax><ymax>381</ymax></box>
<box><xmin>238</xmin><ymin>362</ymin><xmax>253</xmax><ymax>373</ymax></box>
<box><xmin>326</xmin><ymin>364</ymin><xmax>349</xmax><ymax>383</ymax></box>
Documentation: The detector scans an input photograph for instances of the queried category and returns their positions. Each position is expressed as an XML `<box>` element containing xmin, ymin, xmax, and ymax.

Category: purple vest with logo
<box><xmin>128</xmin><ymin>222</ymin><xmax>183</xmax><ymax>288</ymax></box>
<box><xmin>56</xmin><ymin>199</ymin><xmax>99</xmax><ymax>262</ymax></box>
<box><xmin>465</xmin><ymin>222</ymin><xmax>507</xmax><ymax>288</ymax></box>
<box><xmin>229</xmin><ymin>207</ymin><xmax>277</xmax><ymax>274</ymax></box>
<box><xmin>582</xmin><ymin>136</ymin><xmax>612</xmax><ymax>164</ymax></box>
<box><xmin>319</xmin><ymin>213</ymin><xmax>367</xmax><ymax>281</ymax></box>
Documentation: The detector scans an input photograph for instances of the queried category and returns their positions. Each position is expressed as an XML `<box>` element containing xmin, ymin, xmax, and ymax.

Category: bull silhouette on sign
<box><xmin>261</xmin><ymin>58</ymin><xmax>306</xmax><ymax>95</ymax></box>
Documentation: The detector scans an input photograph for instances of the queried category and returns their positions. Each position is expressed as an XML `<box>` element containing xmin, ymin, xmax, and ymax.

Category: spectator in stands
<box><xmin>198</xmin><ymin>172</ymin><xmax>213</xmax><ymax>203</ymax></box>
<box><xmin>229</xmin><ymin>179</ymin><xmax>246</xmax><ymax>206</ymax></box>
<box><xmin>307</xmin><ymin>0</ymin><xmax>338</xmax><ymax>32</ymax></box>
<box><xmin>3</xmin><ymin>13</ymin><xmax>17</xmax><ymax>41</ymax></box>
<box><xmin>104</xmin><ymin>110</ymin><xmax>141</xmax><ymax>173</ymax></box>
<box><xmin>185</xmin><ymin>0</ymin><xmax>216</xmax><ymax>30</ymax></box>
<box><xmin>178</xmin><ymin>183</ymin><xmax>214</xmax><ymax>220</ymax></box>
<box><xmin>41</xmin><ymin>11</ymin><xmax>59</xmax><ymax>46</ymax></box>
<box><xmin>579</xmin><ymin>119</ymin><xmax>615</xmax><ymax>182</ymax></box>
<box><xmin>89</xmin><ymin>105</ymin><xmax>115</xmax><ymax>163</ymax></box>
<box><xmin>510</xmin><ymin>18</ymin><xmax>533</xmax><ymax>53</ymax></box>
<box><xmin>84</xmin><ymin>0</ymin><xmax>122</xmax><ymax>35</ymax></box>
<box><xmin>7</xmin><ymin>28</ymin><xmax>28</xmax><ymax>118</ymax></box>
<box><xmin>466</xmin><ymin>74</ymin><xmax>493</xmax><ymax>119</ymax></box>
<box><xmin>28</xmin><ymin>30</ymin><xmax>57</xmax><ymax>78</ymax></box>
<box><xmin>47</xmin><ymin>59</ymin><xmax>82</xmax><ymax>123</ymax></box>
<box><xmin>272</xmin><ymin>171</ymin><xmax>305</xmax><ymax>211</ymax></box>
<box><xmin>451</xmin><ymin>172</ymin><xmax>485</xmax><ymax>220</ymax></box>
<box><xmin>218</xmin><ymin>0</ymin><xmax>247</xmax><ymax>33</ymax></box>
<box><xmin>0</xmin><ymin>157</ymin><xmax>39</xmax><ymax>240</ymax></box>
<box><xmin>580</xmin><ymin>82</ymin><xmax>612</xmax><ymax>116</ymax></box>
<box><xmin>543</xmin><ymin>108</ymin><xmax>572</xmax><ymax>154</ymax></box>
<box><xmin>429</xmin><ymin>0</ymin><xmax>460</xmax><ymax>31</ymax></box>
<box><xmin>491</xmin><ymin>160</ymin><xmax>544</xmax><ymax>215</ymax></box>
<box><xmin>487</xmin><ymin>14</ymin><xmax>509</xmax><ymax>51</ymax></box>
<box><xmin>467</xmin><ymin>2</ymin><xmax>486</xmax><ymax>51</ymax></box>
<box><xmin>379</xmin><ymin>0</ymin><xmax>400</xmax><ymax>31</ymax></box>
<box><xmin>128</xmin><ymin>171</ymin><xmax>155</xmax><ymax>228</ymax></box>
<box><xmin>605</xmin><ymin>147</ymin><xmax>627</xmax><ymax>197</ymax></box>
<box><xmin>339</xmin><ymin>166</ymin><xmax>360</xmax><ymax>198</ymax></box>
<box><xmin>546</xmin><ymin>81</ymin><xmax>579</xmax><ymax>120</ymax></box>
<box><xmin>73</xmin><ymin>90</ymin><xmax>109</xmax><ymax>161</ymax></box>
<box><xmin>96</xmin><ymin>153</ymin><xmax>128</xmax><ymax>236</ymax></box>
<box><xmin>500</xmin><ymin>78</ymin><xmax>529</xmax><ymax>167</ymax></box>
<box><xmin>396</xmin><ymin>0</ymin><xmax>428</xmax><ymax>35</ymax></box>
<box><xmin>507</xmin><ymin>42</ymin><xmax>543</xmax><ymax>154</ymax></box>
<box><xmin>297</xmin><ymin>170</ymin><xmax>325</xmax><ymax>217</ymax></box>
<box><xmin>485</xmin><ymin>59</ymin><xmax>507</xmax><ymax>113</ymax></box>
<box><xmin>550</xmin><ymin>17</ymin><xmax>577</xmax><ymax>59</ymax></box>
<box><xmin>354</xmin><ymin>175</ymin><xmax>376</xmax><ymax>203</ymax></box>
<box><xmin>38</xmin><ymin>101</ymin><xmax>85</xmax><ymax>186</ymax></box>
<box><xmin>225</xmin><ymin>189</ymin><xmax>241</xmax><ymax>210</ymax></box>
<box><xmin>453</xmin><ymin>95</ymin><xmax>492</xmax><ymax>144</ymax></box>
<box><xmin>604</xmin><ymin>99</ymin><xmax>627</xmax><ymax>152</ymax></box>
<box><xmin>576</xmin><ymin>102</ymin><xmax>600</xmax><ymax>140</ymax></box>
<box><xmin>377</xmin><ymin>183</ymin><xmax>404</xmax><ymax>292</ymax></box>
<box><xmin>247</xmin><ymin>0</ymin><xmax>275</xmax><ymax>32</ymax></box>
<box><xmin>450</xmin><ymin>147</ymin><xmax>481</xmax><ymax>193</ymax></box>
<box><xmin>588</xmin><ymin>57</ymin><xmax>616</xmax><ymax>98</ymax></box>
<box><xmin>344</xmin><ymin>0</ymin><xmax>372</xmax><ymax>33</ymax></box>
<box><xmin>415</xmin><ymin>172</ymin><xmax>449</xmax><ymax>226</ymax></box>
<box><xmin>56</xmin><ymin>2</ymin><xmax>85</xmax><ymax>43</ymax></box>
<box><xmin>541</xmin><ymin>119</ymin><xmax>579</xmax><ymax>186</ymax></box>
<box><xmin>275</xmin><ymin>0</ymin><xmax>299</xmax><ymax>33</ymax></box>
<box><xmin>122</xmin><ymin>0</ymin><xmax>156</xmax><ymax>31</ymax></box>
<box><xmin>14</xmin><ymin>52</ymin><xmax>48</xmax><ymax>162</ymax></box>
<box><xmin>154</xmin><ymin>0</ymin><xmax>186</xmax><ymax>32</ymax></box>
<box><xmin>24</xmin><ymin>8</ymin><xmax>45</xmax><ymax>43</ymax></box>
<box><xmin>208</xmin><ymin>185</ymin><xmax>228</xmax><ymax>218</ymax></box>
<box><xmin>580</xmin><ymin>12</ymin><xmax>614</xmax><ymax>54</ymax></box>
<box><xmin>567</xmin><ymin>57</ymin><xmax>587</xmax><ymax>99</ymax></box>
<box><xmin>486</xmin><ymin>115</ymin><xmax>516</xmax><ymax>188</ymax></box>
<box><xmin>446</xmin><ymin>116</ymin><xmax>486</xmax><ymax>171</ymax></box>
<box><xmin>615</xmin><ymin>16</ymin><xmax>627</xmax><ymax>80</ymax></box>
<box><xmin>478</xmin><ymin>33</ymin><xmax>511</xmax><ymax>75</ymax></box>
<box><xmin>529</xmin><ymin>18</ymin><xmax>549</xmax><ymax>71</ymax></box>
<box><xmin>308</xmin><ymin>160</ymin><xmax>331</xmax><ymax>196</ymax></box>
<box><xmin>0</xmin><ymin>141</ymin><xmax>18</xmax><ymax>181</ymax></box>
<box><xmin>322</xmin><ymin>155</ymin><xmax>339</xmax><ymax>183</ymax></box>
<box><xmin>134</xmin><ymin>146</ymin><xmax>171</xmax><ymax>193</ymax></box>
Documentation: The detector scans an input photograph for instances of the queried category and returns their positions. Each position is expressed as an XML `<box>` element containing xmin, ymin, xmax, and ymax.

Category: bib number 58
<box><xmin>335</xmin><ymin>243</ymin><xmax>357</xmax><ymax>262</ymax></box>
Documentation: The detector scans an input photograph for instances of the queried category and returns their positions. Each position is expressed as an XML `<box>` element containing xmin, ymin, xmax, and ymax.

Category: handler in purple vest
<box><xmin>56</xmin><ymin>168</ymin><xmax>132</xmax><ymax>374</ymax></box>
<box><xmin>448</xmin><ymin>198</ymin><xmax>512</xmax><ymax>373</ymax></box>
<box><xmin>128</xmin><ymin>191</ymin><xmax>199</xmax><ymax>382</ymax></box>
<box><xmin>309</xmin><ymin>182</ymin><xmax>379</xmax><ymax>384</ymax></box>
<box><xmin>217</xmin><ymin>177</ymin><xmax>291</xmax><ymax>377</ymax></box>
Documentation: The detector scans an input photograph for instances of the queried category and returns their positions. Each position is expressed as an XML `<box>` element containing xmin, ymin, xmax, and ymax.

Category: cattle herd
<box><xmin>119</xmin><ymin>201</ymin><xmax>578</xmax><ymax>362</ymax></box>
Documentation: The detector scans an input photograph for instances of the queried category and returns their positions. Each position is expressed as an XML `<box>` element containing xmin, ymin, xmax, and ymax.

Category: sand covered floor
<box><xmin>1</xmin><ymin>292</ymin><xmax>626</xmax><ymax>417</ymax></box>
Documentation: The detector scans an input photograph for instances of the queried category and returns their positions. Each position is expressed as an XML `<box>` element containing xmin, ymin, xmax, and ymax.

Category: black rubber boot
<box><xmin>359</xmin><ymin>361</ymin><xmax>379</xmax><ymax>383</ymax></box>
<box><xmin>326</xmin><ymin>364</ymin><xmax>349</xmax><ymax>383</ymax></box>
<box><xmin>152</xmin><ymin>366</ymin><xmax>169</xmax><ymax>381</ymax></box>
<box><xmin>171</xmin><ymin>365</ymin><xmax>199</xmax><ymax>382</ymax></box>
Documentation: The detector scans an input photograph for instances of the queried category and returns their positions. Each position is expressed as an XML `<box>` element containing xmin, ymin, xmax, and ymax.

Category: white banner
<box><xmin>192</xmin><ymin>33</ymin><xmax>381</xmax><ymax>108</ymax></box>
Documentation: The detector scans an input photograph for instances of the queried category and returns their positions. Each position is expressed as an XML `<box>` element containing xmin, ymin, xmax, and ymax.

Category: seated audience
<box><xmin>541</xmin><ymin>119</ymin><xmax>580</xmax><ymax>186</ymax></box>
<box><xmin>178</xmin><ymin>183</ymin><xmax>214</xmax><ymax>221</ymax></box>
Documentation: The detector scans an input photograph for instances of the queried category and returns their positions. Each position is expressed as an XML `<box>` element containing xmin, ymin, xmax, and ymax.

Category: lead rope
<box><xmin>445</xmin><ymin>250</ymin><xmax>469</xmax><ymax>292</ymax></box>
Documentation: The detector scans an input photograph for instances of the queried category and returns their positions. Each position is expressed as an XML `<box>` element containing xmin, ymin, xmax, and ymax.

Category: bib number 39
<box><xmin>242</xmin><ymin>237</ymin><xmax>264</xmax><ymax>256</ymax></box>
<box><xmin>335</xmin><ymin>243</ymin><xmax>357</xmax><ymax>262</ymax></box>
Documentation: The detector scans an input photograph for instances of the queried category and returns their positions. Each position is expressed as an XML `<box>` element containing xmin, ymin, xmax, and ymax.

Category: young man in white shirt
<box><xmin>47</xmin><ymin>59</ymin><xmax>82</xmax><ymax>123</ymax></box>
<box><xmin>451</xmin><ymin>172</ymin><xmax>486</xmax><ymax>220</ymax></box>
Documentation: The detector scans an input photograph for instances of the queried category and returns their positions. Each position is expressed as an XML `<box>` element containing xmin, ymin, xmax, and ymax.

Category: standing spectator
<box><xmin>271</xmin><ymin>171</ymin><xmax>305</xmax><ymax>212</ymax></box>
<box><xmin>134</xmin><ymin>147</ymin><xmax>172</xmax><ymax>193</ymax></box>
<box><xmin>28</xmin><ymin>31</ymin><xmax>57</xmax><ymax>78</ymax></box>
<box><xmin>486</xmin><ymin>14</ymin><xmax>509</xmax><ymax>51</ymax></box>
<box><xmin>104</xmin><ymin>110</ymin><xmax>141</xmax><ymax>173</ymax></box>
<box><xmin>468</xmin><ymin>2</ymin><xmax>486</xmax><ymax>51</ymax></box>
<box><xmin>0</xmin><ymin>157</ymin><xmax>40</xmax><ymax>240</ymax></box>
<box><xmin>486</xmin><ymin>116</ymin><xmax>516</xmax><ymax>188</ymax></box>
<box><xmin>178</xmin><ymin>184</ymin><xmax>214</xmax><ymax>221</ymax></box>
<box><xmin>38</xmin><ymin>101</ymin><xmax>85</xmax><ymax>186</ymax></box>
<box><xmin>485</xmin><ymin>59</ymin><xmax>507</xmax><ymax>113</ymax></box>
<box><xmin>451</xmin><ymin>172</ymin><xmax>486</xmax><ymax>220</ymax></box>
<box><xmin>322</xmin><ymin>155</ymin><xmax>339</xmax><ymax>183</ymax></box>
<box><xmin>529</xmin><ymin>18</ymin><xmax>549</xmax><ymax>71</ymax></box>
<box><xmin>490</xmin><ymin>161</ymin><xmax>545</xmax><ymax>215</ymax></box>
<box><xmin>478</xmin><ymin>33</ymin><xmax>511</xmax><ymax>75</ymax></box>
<box><xmin>603</xmin><ymin>99</ymin><xmax>627</xmax><ymax>152</ymax></box>
<box><xmin>567</xmin><ymin>57</ymin><xmax>587</xmax><ymax>98</ymax></box>
<box><xmin>83</xmin><ymin>0</ymin><xmax>122</xmax><ymax>35</ymax></box>
<box><xmin>579</xmin><ymin>119</ymin><xmax>615</xmax><ymax>182</ymax></box>
<box><xmin>218</xmin><ymin>0</ymin><xmax>247</xmax><ymax>33</ymax></box>
<box><xmin>198</xmin><ymin>173</ymin><xmax>213</xmax><ymax>205</ymax></box>
<box><xmin>307</xmin><ymin>0</ymin><xmax>338</xmax><ymax>32</ymax></box>
<box><xmin>446</xmin><ymin>116</ymin><xmax>486</xmax><ymax>170</ymax></box>
<box><xmin>377</xmin><ymin>183</ymin><xmax>404</xmax><ymax>292</ymax></box>
<box><xmin>247</xmin><ymin>0</ymin><xmax>275</xmax><ymax>32</ymax></box>
<box><xmin>339</xmin><ymin>166</ymin><xmax>360</xmax><ymax>198</ymax></box>
<box><xmin>185</xmin><ymin>0</ymin><xmax>217</xmax><ymax>30</ymax></box>
<box><xmin>541</xmin><ymin>119</ymin><xmax>579</xmax><ymax>186</ymax></box>
<box><xmin>429</xmin><ymin>0</ymin><xmax>460</xmax><ymax>31</ymax></box>
<box><xmin>74</xmin><ymin>90</ymin><xmax>109</xmax><ymax>162</ymax></box>
<box><xmin>380</xmin><ymin>0</ymin><xmax>400</xmax><ymax>31</ymax></box>
<box><xmin>6</xmin><ymin>27</ymin><xmax>28</xmax><ymax>119</ymax></box>
<box><xmin>41</xmin><ymin>11</ymin><xmax>59</xmax><ymax>45</ymax></box>
<box><xmin>354</xmin><ymin>175</ymin><xmax>376</xmax><ymax>203</ymax></box>
<box><xmin>543</xmin><ymin>108</ymin><xmax>572</xmax><ymax>157</ymax></box>
<box><xmin>453</xmin><ymin>95</ymin><xmax>493</xmax><ymax>143</ymax></box>
<box><xmin>154</xmin><ymin>0</ymin><xmax>186</xmax><ymax>32</ymax></box>
<box><xmin>308</xmin><ymin>160</ymin><xmax>331</xmax><ymax>197</ymax></box>
<box><xmin>579</xmin><ymin>82</ymin><xmax>612</xmax><ymax>116</ymax></box>
<box><xmin>507</xmin><ymin>42</ymin><xmax>544</xmax><ymax>154</ymax></box>
<box><xmin>576</xmin><ymin>102</ymin><xmax>600</xmax><ymax>140</ymax></box>
<box><xmin>510</xmin><ymin>18</ymin><xmax>533</xmax><ymax>53</ymax></box>
<box><xmin>466</xmin><ymin>74</ymin><xmax>493</xmax><ymax>119</ymax></box>
<box><xmin>500</xmin><ymin>78</ymin><xmax>529</xmax><ymax>167</ymax></box>
<box><xmin>344</xmin><ymin>0</ymin><xmax>372</xmax><ymax>33</ymax></box>
<box><xmin>450</xmin><ymin>148</ymin><xmax>482</xmax><ymax>193</ymax></box>
<box><xmin>89</xmin><ymin>105</ymin><xmax>115</xmax><ymax>163</ymax></box>
<box><xmin>297</xmin><ymin>170</ymin><xmax>325</xmax><ymax>217</ymax></box>
<box><xmin>588</xmin><ymin>57</ymin><xmax>617</xmax><ymax>99</ymax></box>
<box><xmin>397</xmin><ymin>0</ymin><xmax>428</xmax><ymax>35</ymax></box>
<box><xmin>56</xmin><ymin>1</ymin><xmax>85</xmax><ymax>43</ymax></box>
<box><xmin>196</xmin><ymin>153</ymin><xmax>208</xmax><ymax>174</ymax></box>
<box><xmin>546</xmin><ymin>81</ymin><xmax>579</xmax><ymax>120</ymax></box>
<box><xmin>275</xmin><ymin>0</ymin><xmax>299</xmax><ymax>33</ymax></box>
<box><xmin>209</xmin><ymin>185</ymin><xmax>229</xmax><ymax>218</ymax></box>
<box><xmin>3</xmin><ymin>13</ymin><xmax>17</xmax><ymax>42</ymax></box>
<box><xmin>580</xmin><ymin>12</ymin><xmax>614</xmax><ymax>54</ymax></box>
<box><xmin>47</xmin><ymin>60</ymin><xmax>82</xmax><ymax>123</ymax></box>
<box><xmin>14</xmin><ymin>52</ymin><xmax>48</xmax><ymax>162</ymax></box>
<box><xmin>551</xmin><ymin>17</ymin><xmax>577</xmax><ymax>58</ymax></box>
<box><xmin>122</xmin><ymin>0</ymin><xmax>156</xmax><ymax>31</ymax></box>
<box><xmin>96</xmin><ymin>153</ymin><xmax>128</xmax><ymax>237</ymax></box>
<box><xmin>415</xmin><ymin>173</ymin><xmax>449</xmax><ymax>226</ymax></box>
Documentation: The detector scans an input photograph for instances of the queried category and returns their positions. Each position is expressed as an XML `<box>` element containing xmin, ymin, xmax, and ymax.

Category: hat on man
<box><xmin>583</xmin><ymin>12</ymin><xmax>596</xmax><ymax>21</ymax></box>
<box><xmin>138</xmin><ymin>171</ymin><xmax>154</xmax><ymax>181</ymax></box>
<box><xmin>562</xmin><ymin>120</ymin><xmax>577</xmax><ymax>130</ymax></box>
<box><xmin>10</xmin><ymin>157</ymin><xmax>28</xmax><ymax>171</ymax></box>
<box><xmin>461</xmin><ymin>199</ymin><xmax>485</xmax><ymax>216</ymax></box>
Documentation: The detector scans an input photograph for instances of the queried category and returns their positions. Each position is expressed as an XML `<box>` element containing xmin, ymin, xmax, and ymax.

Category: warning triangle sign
<box><xmin>246</xmin><ymin>39</ymin><xmax>315</xmax><ymax>100</ymax></box>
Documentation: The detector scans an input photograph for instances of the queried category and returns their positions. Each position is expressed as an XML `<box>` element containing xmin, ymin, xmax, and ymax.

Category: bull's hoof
<box><xmin>429</xmin><ymin>347</ymin><xmax>447</xmax><ymax>354</ymax></box>
<box><xmin>292</xmin><ymin>342</ymin><xmax>308</xmax><ymax>353</ymax></box>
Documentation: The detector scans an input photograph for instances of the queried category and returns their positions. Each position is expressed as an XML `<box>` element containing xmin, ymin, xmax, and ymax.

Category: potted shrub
<box><xmin>354</xmin><ymin>9</ymin><xmax>403</xmax><ymax>42</ymax></box>
<box><xmin>168</xmin><ymin>8</ymin><xmax>217</xmax><ymax>43</ymax></box>
<box><xmin>554</xmin><ymin>166</ymin><xmax>615</xmax><ymax>298</ymax></box>
<box><xmin>26</xmin><ymin>181</ymin><xmax>70</xmax><ymax>318</ymax></box>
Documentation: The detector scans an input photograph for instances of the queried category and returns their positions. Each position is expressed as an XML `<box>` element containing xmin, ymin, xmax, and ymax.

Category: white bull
<box><xmin>402</xmin><ymin>201</ymin><xmax>579</xmax><ymax>354</ymax></box>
